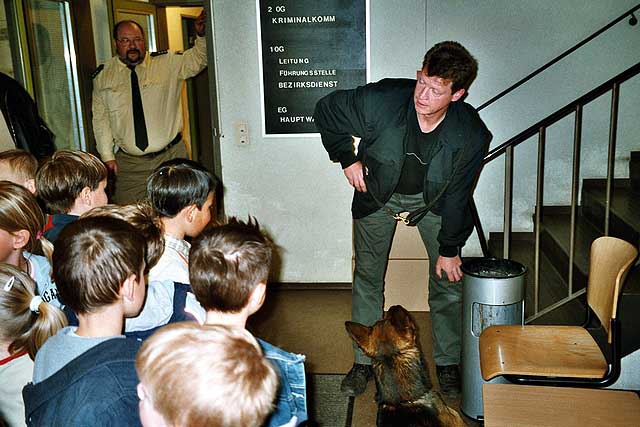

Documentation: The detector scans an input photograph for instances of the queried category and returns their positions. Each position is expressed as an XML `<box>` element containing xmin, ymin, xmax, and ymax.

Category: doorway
<box><xmin>114</xmin><ymin>1</ymin><xmax>217</xmax><ymax>180</ymax></box>
<box><xmin>112</xmin><ymin>0</ymin><xmax>164</xmax><ymax>51</ymax></box>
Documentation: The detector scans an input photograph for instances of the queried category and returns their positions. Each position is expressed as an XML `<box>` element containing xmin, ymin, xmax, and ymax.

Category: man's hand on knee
<box><xmin>435</xmin><ymin>255</ymin><xmax>462</xmax><ymax>282</ymax></box>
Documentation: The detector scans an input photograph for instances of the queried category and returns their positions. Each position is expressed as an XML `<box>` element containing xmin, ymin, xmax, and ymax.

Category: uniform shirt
<box><xmin>0</xmin><ymin>112</ymin><xmax>15</xmax><ymax>152</ymax></box>
<box><xmin>92</xmin><ymin>37</ymin><xmax>207</xmax><ymax>161</ymax></box>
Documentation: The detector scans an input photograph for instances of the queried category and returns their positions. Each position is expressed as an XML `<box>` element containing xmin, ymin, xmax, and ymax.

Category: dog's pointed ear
<box><xmin>388</xmin><ymin>305</ymin><xmax>416</xmax><ymax>334</ymax></box>
<box><xmin>345</xmin><ymin>321</ymin><xmax>375</xmax><ymax>355</ymax></box>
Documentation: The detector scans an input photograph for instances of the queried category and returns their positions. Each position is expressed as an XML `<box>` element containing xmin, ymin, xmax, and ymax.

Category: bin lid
<box><xmin>461</xmin><ymin>258</ymin><xmax>527</xmax><ymax>278</ymax></box>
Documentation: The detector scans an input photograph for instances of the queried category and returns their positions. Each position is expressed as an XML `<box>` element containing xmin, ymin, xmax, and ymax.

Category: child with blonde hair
<box><xmin>136</xmin><ymin>322</ymin><xmax>278</xmax><ymax>427</ymax></box>
<box><xmin>0</xmin><ymin>181</ymin><xmax>60</xmax><ymax>308</ymax></box>
<box><xmin>0</xmin><ymin>149</ymin><xmax>38</xmax><ymax>193</ymax></box>
<box><xmin>190</xmin><ymin>217</ymin><xmax>307</xmax><ymax>426</ymax></box>
<box><xmin>0</xmin><ymin>264</ymin><xmax>66</xmax><ymax>427</ymax></box>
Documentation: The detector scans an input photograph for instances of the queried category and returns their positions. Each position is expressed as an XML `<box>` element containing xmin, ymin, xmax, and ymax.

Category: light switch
<box><xmin>236</xmin><ymin>122</ymin><xmax>249</xmax><ymax>145</ymax></box>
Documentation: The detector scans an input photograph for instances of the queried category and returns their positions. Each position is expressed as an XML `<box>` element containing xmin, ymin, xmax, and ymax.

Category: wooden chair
<box><xmin>479</xmin><ymin>236</ymin><xmax>638</xmax><ymax>387</ymax></box>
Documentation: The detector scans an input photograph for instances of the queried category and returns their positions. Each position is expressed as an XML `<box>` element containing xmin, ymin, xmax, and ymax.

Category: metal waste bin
<box><xmin>460</xmin><ymin>258</ymin><xmax>526</xmax><ymax>420</ymax></box>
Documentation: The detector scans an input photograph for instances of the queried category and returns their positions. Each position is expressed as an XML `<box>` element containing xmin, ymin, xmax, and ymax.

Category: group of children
<box><xmin>0</xmin><ymin>149</ymin><xmax>307</xmax><ymax>427</ymax></box>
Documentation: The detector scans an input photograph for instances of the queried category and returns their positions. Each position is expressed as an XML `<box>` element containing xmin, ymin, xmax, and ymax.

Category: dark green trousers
<box><xmin>113</xmin><ymin>142</ymin><xmax>186</xmax><ymax>204</ymax></box>
<box><xmin>352</xmin><ymin>193</ymin><xmax>462</xmax><ymax>366</ymax></box>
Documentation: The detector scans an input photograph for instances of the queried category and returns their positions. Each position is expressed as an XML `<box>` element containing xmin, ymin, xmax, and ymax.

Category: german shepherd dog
<box><xmin>346</xmin><ymin>305</ymin><xmax>466</xmax><ymax>427</ymax></box>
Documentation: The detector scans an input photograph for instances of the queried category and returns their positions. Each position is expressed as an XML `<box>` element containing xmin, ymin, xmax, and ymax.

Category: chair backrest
<box><xmin>587</xmin><ymin>236</ymin><xmax>638</xmax><ymax>342</ymax></box>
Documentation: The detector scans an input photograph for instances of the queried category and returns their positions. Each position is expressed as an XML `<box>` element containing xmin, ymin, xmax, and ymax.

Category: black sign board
<box><xmin>257</xmin><ymin>0</ymin><xmax>368</xmax><ymax>136</ymax></box>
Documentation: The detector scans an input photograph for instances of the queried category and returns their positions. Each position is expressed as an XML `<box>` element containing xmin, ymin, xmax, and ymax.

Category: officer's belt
<box><xmin>137</xmin><ymin>133</ymin><xmax>182</xmax><ymax>159</ymax></box>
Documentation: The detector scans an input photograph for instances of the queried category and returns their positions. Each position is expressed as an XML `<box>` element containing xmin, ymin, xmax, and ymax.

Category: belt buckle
<box><xmin>393</xmin><ymin>212</ymin><xmax>410</xmax><ymax>225</ymax></box>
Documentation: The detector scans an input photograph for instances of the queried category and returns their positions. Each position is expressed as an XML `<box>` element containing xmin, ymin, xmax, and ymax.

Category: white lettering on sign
<box><xmin>272</xmin><ymin>15</ymin><xmax>336</xmax><ymax>24</ymax></box>
<box><xmin>280</xmin><ymin>116</ymin><xmax>315</xmax><ymax>123</ymax></box>
<box><xmin>278</xmin><ymin>58</ymin><xmax>310</xmax><ymax>65</ymax></box>
<box><xmin>279</xmin><ymin>69</ymin><xmax>337</xmax><ymax>77</ymax></box>
<box><xmin>278</xmin><ymin>81</ymin><xmax>339</xmax><ymax>89</ymax></box>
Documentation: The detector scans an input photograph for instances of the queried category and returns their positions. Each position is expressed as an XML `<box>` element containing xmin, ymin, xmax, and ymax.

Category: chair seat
<box><xmin>479</xmin><ymin>325</ymin><xmax>608</xmax><ymax>381</ymax></box>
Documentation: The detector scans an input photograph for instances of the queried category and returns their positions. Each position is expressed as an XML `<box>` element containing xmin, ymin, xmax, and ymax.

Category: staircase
<box><xmin>489</xmin><ymin>152</ymin><xmax>640</xmax><ymax>356</ymax></box>
<box><xmin>472</xmin><ymin>7</ymin><xmax>640</xmax><ymax>388</ymax></box>
<box><xmin>470</xmin><ymin>4</ymin><xmax>640</xmax><ymax>358</ymax></box>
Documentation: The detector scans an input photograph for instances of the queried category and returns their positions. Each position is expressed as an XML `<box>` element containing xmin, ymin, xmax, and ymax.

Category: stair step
<box><xmin>536</xmin><ymin>207</ymin><xmax>640</xmax><ymax>357</ymax></box>
<box><xmin>538</xmin><ymin>207</ymin><xmax>600</xmax><ymax>291</ymax></box>
<box><xmin>581</xmin><ymin>179</ymin><xmax>640</xmax><ymax>245</ymax></box>
<box><xmin>538</xmin><ymin>207</ymin><xmax>640</xmax><ymax>287</ymax></box>
<box><xmin>488</xmin><ymin>232</ymin><xmax>584</xmax><ymax>324</ymax></box>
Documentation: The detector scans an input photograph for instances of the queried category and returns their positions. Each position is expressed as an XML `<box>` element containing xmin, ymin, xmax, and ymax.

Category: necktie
<box><xmin>128</xmin><ymin>65</ymin><xmax>148</xmax><ymax>151</ymax></box>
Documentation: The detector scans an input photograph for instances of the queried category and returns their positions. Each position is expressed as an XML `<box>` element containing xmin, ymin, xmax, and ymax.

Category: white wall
<box><xmin>211</xmin><ymin>0</ymin><xmax>640</xmax><ymax>282</ymax></box>
<box><xmin>211</xmin><ymin>1</ymin><xmax>357</xmax><ymax>282</ymax></box>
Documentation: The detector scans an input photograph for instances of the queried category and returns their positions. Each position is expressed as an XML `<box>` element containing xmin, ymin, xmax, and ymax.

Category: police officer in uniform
<box><xmin>92</xmin><ymin>12</ymin><xmax>207</xmax><ymax>203</ymax></box>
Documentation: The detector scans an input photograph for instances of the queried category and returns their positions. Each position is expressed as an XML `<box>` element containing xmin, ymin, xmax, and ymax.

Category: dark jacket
<box><xmin>0</xmin><ymin>72</ymin><xmax>55</xmax><ymax>160</ymax></box>
<box><xmin>314</xmin><ymin>79</ymin><xmax>492</xmax><ymax>256</ymax></box>
<box><xmin>43</xmin><ymin>213</ymin><xmax>78</xmax><ymax>243</ymax></box>
<box><xmin>22</xmin><ymin>338</ymin><xmax>142</xmax><ymax>427</ymax></box>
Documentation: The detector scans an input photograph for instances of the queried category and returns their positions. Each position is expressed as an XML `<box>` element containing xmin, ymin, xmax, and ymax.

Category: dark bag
<box><xmin>0</xmin><ymin>72</ymin><xmax>56</xmax><ymax>160</ymax></box>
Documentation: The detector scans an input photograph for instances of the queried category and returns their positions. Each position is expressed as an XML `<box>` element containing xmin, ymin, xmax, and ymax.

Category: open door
<box><xmin>23</xmin><ymin>0</ymin><xmax>86</xmax><ymax>150</ymax></box>
<box><xmin>111</xmin><ymin>1</ymin><xmax>220</xmax><ymax>214</ymax></box>
<box><xmin>180</xmin><ymin>12</ymin><xmax>211</xmax><ymax>169</ymax></box>
<box><xmin>156</xmin><ymin>4</ymin><xmax>217</xmax><ymax>176</ymax></box>
<box><xmin>112</xmin><ymin>0</ymin><xmax>168</xmax><ymax>52</ymax></box>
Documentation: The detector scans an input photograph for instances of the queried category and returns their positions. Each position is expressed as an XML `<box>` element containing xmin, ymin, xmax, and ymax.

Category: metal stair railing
<box><xmin>472</xmin><ymin>4</ymin><xmax>639</xmax><ymax>259</ymax></box>
<box><xmin>469</xmin><ymin>5</ymin><xmax>640</xmax><ymax>321</ymax></box>
<box><xmin>476</xmin><ymin>4</ymin><xmax>639</xmax><ymax>113</ymax></box>
<box><xmin>472</xmin><ymin>61</ymin><xmax>640</xmax><ymax>322</ymax></box>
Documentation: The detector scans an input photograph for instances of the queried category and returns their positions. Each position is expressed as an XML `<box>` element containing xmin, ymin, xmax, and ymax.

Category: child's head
<box><xmin>136</xmin><ymin>322</ymin><xmax>278</xmax><ymax>427</ymax></box>
<box><xmin>81</xmin><ymin>203</ymin><xmax>164</xmax><ymax>273</ymax></box>
<box><xmin>0</xmin><ymin>263</ymin><xmax>67</xmax><ymax>359</ymax></box>
<box><xmin>0</xmin><ymin>181</ymin><xmax>51</xmax><ymax>263</ymax></box>
<box><xmin>146</xmin><ymin>159</ymin><xmax>217</xmax><ymax>237</ymax></box>
<box><xmin>189</xmin><ymin>217</ymin><xmax>273</xmax><ymax>314</ymax></box>
<box><xmin>36</xmin><ymin>149</ymin><xmax>108</xmax><ymax>215</ymax></box>
<box><xmin>0</xmin><ymin>149</ymin><xmax>38</xmax><ymax>193</ymax></box>
<box><xmin>52</xmin><ymin>216</ymin><xmax>146</xmax><ymax>316</ymax></box>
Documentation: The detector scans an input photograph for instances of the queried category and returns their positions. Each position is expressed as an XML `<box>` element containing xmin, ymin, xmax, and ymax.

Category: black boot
<box><xmin>436</xmin><ymin>364</ymin><xmax>461</xmax><ymax>397</ymax></box>
<box><xmin>340</xmin><ymin>363</ymin><xmax>373</xmax><ymax>396</ymax></box>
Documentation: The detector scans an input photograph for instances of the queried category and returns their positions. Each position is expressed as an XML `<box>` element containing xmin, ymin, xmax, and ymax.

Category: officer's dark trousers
<box><xmin>113</xmin><ymin>141</ymin><xmax>186</xmax><ymax>204</ymax></box>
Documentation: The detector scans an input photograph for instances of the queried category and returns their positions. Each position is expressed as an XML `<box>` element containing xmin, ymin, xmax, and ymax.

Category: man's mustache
<box><xmin>127</xmin><ymin>49</ymin><xmax>141</xmax><ymax>56</ymax></box>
